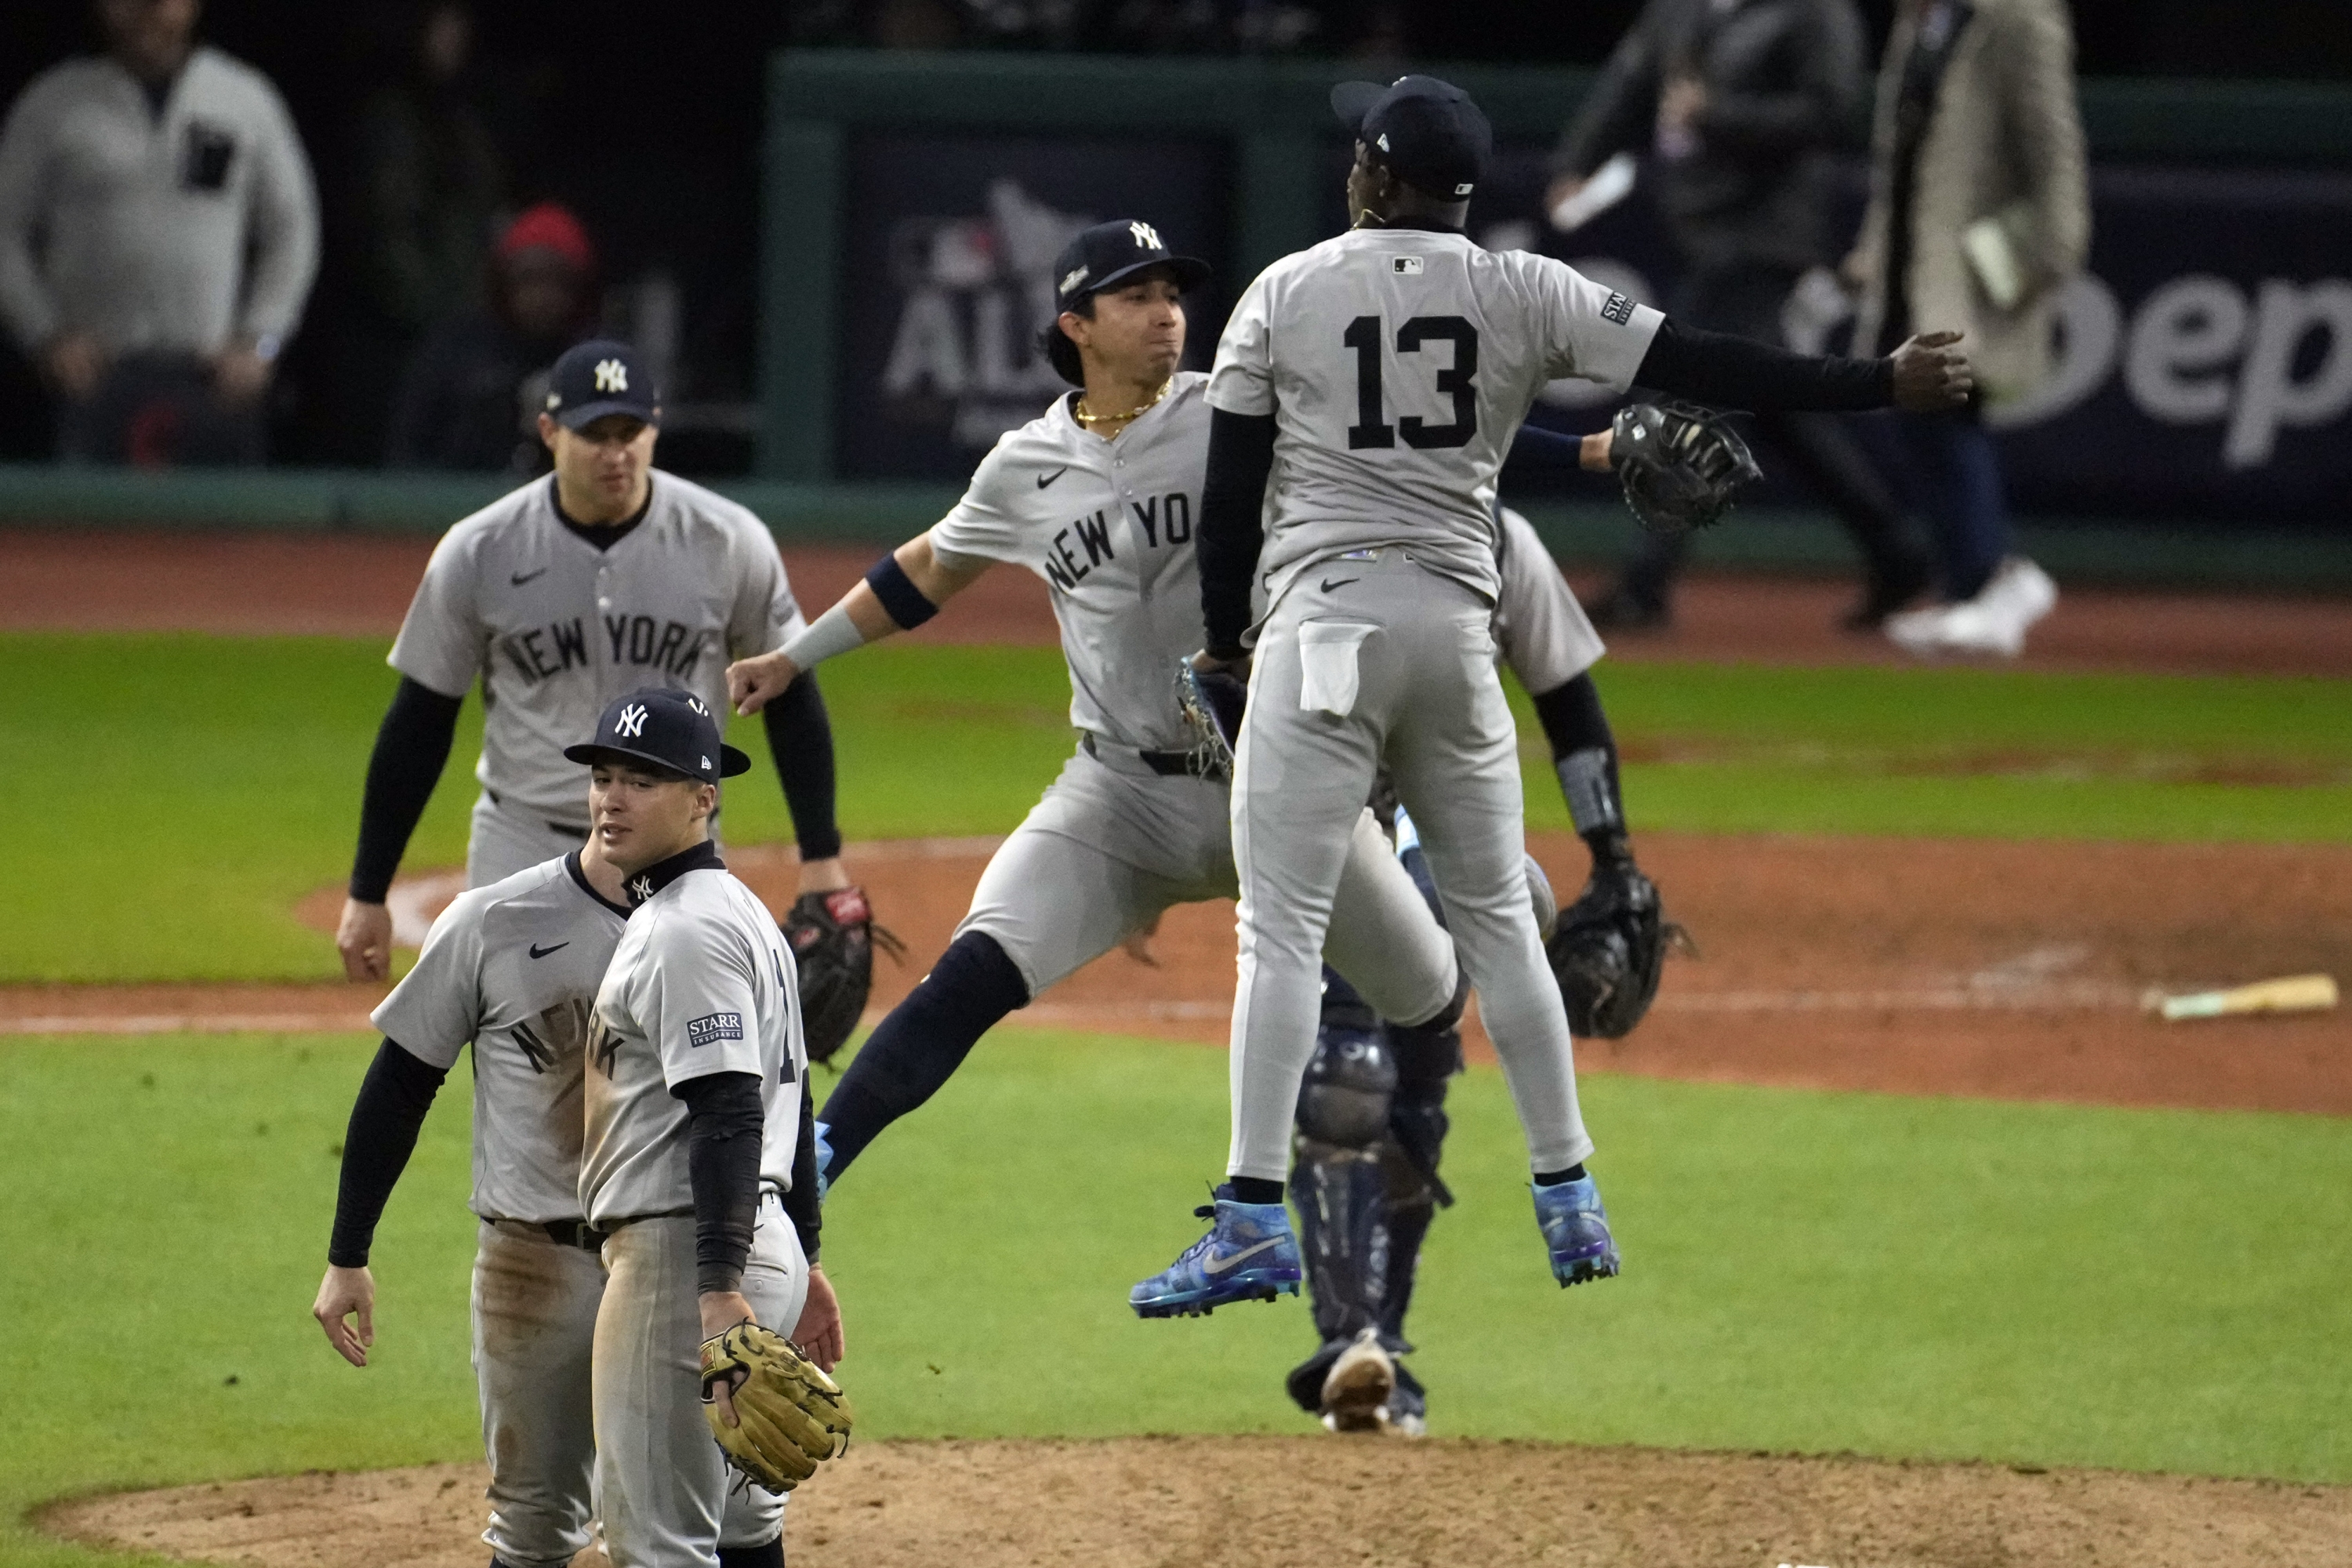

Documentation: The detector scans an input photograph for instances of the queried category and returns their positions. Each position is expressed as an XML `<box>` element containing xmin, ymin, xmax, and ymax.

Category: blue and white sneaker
<box><xmin>1131</xmin><ymin>1186</ymin><xmax>1302</xmax><ymax>1318</ymax></box>
<box><xmin>812</xmin><ymin>1120</ymin><xmax>834</xmax><ymax>1200</ymax></box>
<box><xmin>1532</xmin><ymin>1174</ymin><xmax>1621</xmax><ymax>1287</ymax></box>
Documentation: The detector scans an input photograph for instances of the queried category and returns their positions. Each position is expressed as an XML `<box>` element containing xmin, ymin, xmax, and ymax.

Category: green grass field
<box><xmin>3</xmin><ymin>631</ymin><xmax>2348</xmax><ymax>982</ymax></box>
<box><xmin>2</xmin><ymin>1029</ymin><xmax>2348</xmax><ymax>1567</ymax></box>
<box><xmin>3</xmin><ymin>625</ymin><xmax>2350</xmax><ymax>1564</ymax></box>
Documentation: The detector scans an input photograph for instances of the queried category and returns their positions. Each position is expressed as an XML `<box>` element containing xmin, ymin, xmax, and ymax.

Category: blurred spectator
<box><xmin>1548</xmin><ymin>0</ymin><xmax>1932</xmax><ymax>633</ymax></box>
<box><xmin>0</xmin><ymin>0</ymin><xmax>319</xmax><ymax>464</ymax></box>
<box><xmin>344</xmin><ymin>2</ymin><xmax>506</xmax><ymax>436</ymax></box>
<box><xmin>387</xmin><ymin>200</ymin><xmax>597</xmax><ymax>471</ymax></box>
<box><xmin>1850</xmin><ymin>0</ymin><xmax>2087</xmax><ymax>659</ymax></box>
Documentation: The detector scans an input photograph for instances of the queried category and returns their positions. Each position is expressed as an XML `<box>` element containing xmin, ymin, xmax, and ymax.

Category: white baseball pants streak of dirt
<box><xmin>470</xmin><ymin>1220</ymin><xmax>604</xmax><ymax>1568</ymax></box>
<box><xmin>592</xmin><ymin>1195</ymin><xmax>809</xmax><ymax>1566</ymax></box>
<box><xmin>960</xmin><ymin>745</ymin><xmax>1455</xmax><ymax>1019</ymax></box>
<box><xmin>1228</xmin><ymin>551</ymin><xmax>1593</xmax><ymax>1184</ymax></box>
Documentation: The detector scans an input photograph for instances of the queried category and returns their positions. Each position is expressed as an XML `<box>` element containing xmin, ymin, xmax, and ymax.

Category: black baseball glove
<box><xmin>783</xmin><ymin>887</ymin><xmax>906</xmax><ymax>1067</ymax></box>
<box><xmin>1545</xmin><ymin>858</ymin><xmax>1695</xmax><ymax>1039</ymax></box>
<box><xmin>1610</xmin><ymin>401</ymin><xmax>1764</xmax><ymax>535</ymax></box>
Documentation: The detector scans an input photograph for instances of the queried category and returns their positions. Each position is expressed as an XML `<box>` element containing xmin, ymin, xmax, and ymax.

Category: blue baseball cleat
<box><xmin>1131</xmin><ymin>1186</ymin><xmax>1302</xmax><ymax>1318</ymax></box>
<box><xmin>1532</xmin><ymin>1174</ymin><xmax>1621</xmax><ymax>1287</ymax></box>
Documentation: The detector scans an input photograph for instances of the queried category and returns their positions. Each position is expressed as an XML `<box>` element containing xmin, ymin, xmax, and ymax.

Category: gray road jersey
<box><xmin>930</xmin><ymin>372</ymin><xmax>1215</xmax><ymax>754</ymax></box>
<box><xmin>1208</xmin><ymin>227</ymin><xmax>1663</xmax><ymax>614</ymax></box>
<box><xmin>1493</xmin><ymin>506</ymin><xmax>1605</xmax><ymax>694</ymax></box>
<box><xmin>581</xmin><ymin>866</ymin><xmax>805</xmax><ymax>1225</ymax></box>
<box><xmin>370</xmin><ymin>854</ymin><xmax>630</xmax><ymax>1224</ymax></box>
<box><xmin>389</xmin><ymin>472</ymin><xmax>806</xmax><ymax>828</ymax></box>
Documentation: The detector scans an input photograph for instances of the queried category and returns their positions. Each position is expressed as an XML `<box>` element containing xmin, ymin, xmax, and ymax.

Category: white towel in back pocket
<box><xmin>1297</xmin><ymin>620</ymin><xmax>1379</xmax><ymax>716</ymax></box>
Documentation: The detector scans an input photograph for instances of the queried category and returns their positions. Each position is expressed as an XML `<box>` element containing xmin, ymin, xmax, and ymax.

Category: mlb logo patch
<box><xmin>1393</xmin><ymin>256</ymin><xmax>1424</xmax><ymax>275</ymax></box>
<box><xmin>686</xmin><ymin>1011</ymin><xmax>744</xmax><ymax>1049</ymax></box>
<box><xmin>1602</xmin><ymin>291</ymin><xmax>1635</xmax><ymax>325</ymax></box>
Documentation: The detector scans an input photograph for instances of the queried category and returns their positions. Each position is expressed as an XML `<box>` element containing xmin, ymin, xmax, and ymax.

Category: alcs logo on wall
<box><xmin>880</xmin><ymin>180</ymin><xmax>1097</xmax><ymax>449</ymax></box>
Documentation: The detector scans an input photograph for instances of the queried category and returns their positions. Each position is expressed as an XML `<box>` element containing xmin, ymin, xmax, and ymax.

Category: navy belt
<box><xmin>1083</xmin><ymin>733</ymin><xmax>1196</xmax><ymax>778</ymax></box>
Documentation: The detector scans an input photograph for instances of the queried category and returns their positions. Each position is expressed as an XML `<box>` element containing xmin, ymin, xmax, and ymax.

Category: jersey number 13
<box><xmin>1343</xmin><ymin>315</ymin><xmax>1479</xmax><ymax>451</ymax></box>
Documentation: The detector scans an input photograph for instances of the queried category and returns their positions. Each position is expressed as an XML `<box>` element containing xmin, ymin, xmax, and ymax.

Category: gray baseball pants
<box><xmin>1228</xmin><ymin>549</ymin><xmax>1594</xmax><ymax>1184</ymax></box>
<box><xmin>593</xmin><ymin>1194</ymin><xmax>810</xmax><ymax>1566</ymax></box>
<box><xmin>470</xmin><ymin>1219</ymin><xmax>604</xmax><ymax>1568</ymax></box>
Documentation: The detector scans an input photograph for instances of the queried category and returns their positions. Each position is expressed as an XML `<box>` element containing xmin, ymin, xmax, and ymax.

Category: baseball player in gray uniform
<box><xmin>312</xmin><ymin>833</ymin><xmax>632</xmax><ymax>1568</ymax></box>
<box><xmin>336</xmin><ymin>337</ymin><xmax>860</xmax><ymax>987</ymax></box>
<box><xmin>724</xmin><ymin>223</ymin><xmax>1461</xmax><ymax>1245</ymax></box>
<box><xmin>1142</xmin><ymin>73</ymin><xmax>1971</xmax><ymax>1315</ymax></box>
<box><xmin>571</xmin><ymin>688</ymin><xmax>831</xmax><ymax>1568</ymax></box>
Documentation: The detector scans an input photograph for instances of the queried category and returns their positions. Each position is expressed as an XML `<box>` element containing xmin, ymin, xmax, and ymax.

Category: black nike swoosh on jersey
<box><xmin>528</xmin><ymin>942</ymin><xmax>570</xmax><ymax>960</ymax></box>
<box><xmin>1036</xmin><ymin>466</ymin><xmax>1070</xmax><ymax>488</ymax></box>
<box><xmin>1319</xmin><ymin>576</ymin><xmax>1360</xmax><ymax>593</ymax></box>
<box><xmin>510</xmin><ymin>567</ymin><xmax>549</xmax><ymax>586</ymax></box>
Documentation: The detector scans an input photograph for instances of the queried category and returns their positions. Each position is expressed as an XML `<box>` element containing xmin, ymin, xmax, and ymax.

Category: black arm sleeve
<box><xmin>350</xmin><ymin>677</ymin><xmax>465</xmax><ymax>902</ymax></box>
<box><xmin>1198</xmin><ymin>408</ymin><xmax>1278</xmax><ymax>658</ymax></box>
<box><xmin>761</xmin><ymin>673</ymin><xmax>844</xmax><ymax>862</ymax></box>
<box><xmin>1634</xmin><ymin>318</ymin><xmax>1895</xmax><ymax>412</ymax></box>
<box><xmin>782</xmin><ymin>1091</ymin><xmax>822</xmax><ymax>1264</ymax></box>
<box><xmin>327</xmin><ymin>1038</ymin><xmax>449</xmax><ymax>1268</ymax></box>
<box><xmin>1505</xmin><ymin>421</ymin><xmax>1591</xmax><ymax>471</ymax></box>
<box><xmin>676</xmin><ymin>1071</ymin><xmax>765</xmax><ymax>1297</ymax></box>
<box><xmin>1530</xmin><ymin>670</ymin><xmax>1611</xmax><ymax>763</ymax></box>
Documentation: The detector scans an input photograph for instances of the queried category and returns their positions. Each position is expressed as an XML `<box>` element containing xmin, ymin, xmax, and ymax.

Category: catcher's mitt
<box><xmin>1610</xmin><ymin>401</ymin><xmax>1763</xmax><ymax>535</ymax></box>
<box><xmin>699</xmin><ymin>1322</ymin><xmax>855</xmax><ymax>1493</ymax></box>
<box><xmin>783</xmin><ymin>887</ymin><xmax>906</xmax><ymax>1067</ymax></box>
<box><xmin>1174</xmin><ymin>659</ymin><xmax>1248</xmax><ymax>779</ymax></box>
<box><xmin>1545</xmin><ymin>859</ymin><xmax>1696</xmax><ymax>1039</ymax></box>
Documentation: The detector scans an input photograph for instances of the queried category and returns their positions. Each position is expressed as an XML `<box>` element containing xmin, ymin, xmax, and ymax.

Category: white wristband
<box><xmin>779</xmin><ymin>601</ymin><xmax>866</xmax><ymax>672</ymax></box>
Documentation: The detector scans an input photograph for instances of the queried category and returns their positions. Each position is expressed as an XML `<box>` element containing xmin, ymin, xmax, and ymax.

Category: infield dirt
<box><xmin>44</xmin><ymin>1435</ymin><xmax>2352</xmax><ymax>1568</ymax></box>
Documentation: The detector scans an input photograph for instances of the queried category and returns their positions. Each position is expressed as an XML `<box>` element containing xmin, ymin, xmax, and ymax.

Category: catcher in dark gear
<box><xmin>1286</xmin><ymin>513</ymin><xmax>1689</xmax><ymax>1435</ymax></box>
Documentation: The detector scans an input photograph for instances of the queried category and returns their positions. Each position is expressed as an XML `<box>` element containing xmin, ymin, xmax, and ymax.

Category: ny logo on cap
<box><xmin>615</xmin><ymin>702</ymin><xmax>648</xmax><ymax>738</ymax></box>
<box><xmin>1128</xmin><ymin>220</ymin><xmax>1163</xmax><ymax>252</ymax></box>
<box><xmin>594</xmin><ymin>359</ymin><xmax>628</xmax><ymax>393</ymax></box>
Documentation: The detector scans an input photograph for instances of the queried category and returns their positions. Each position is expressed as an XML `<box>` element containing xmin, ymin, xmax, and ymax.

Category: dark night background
<box><xmin>0</xmin><ymin>2</ymin><xmax>2344</xmax><ymax>469</ymax></box>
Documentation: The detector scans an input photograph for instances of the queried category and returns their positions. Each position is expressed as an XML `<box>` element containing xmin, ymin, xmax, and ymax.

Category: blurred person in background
<box><xmin>1548</xmin><ymin>0</ymin><xmax>1934</xmax><ymax>633</ymax></box>
<box><xmin>1848</xmin><ymin>0</ymin><xmax>2087</xmax><ymax>659</ymax></box>
<box><xmin>0</xmin><ymin>0</ymin><xmax>318</xmax><ymax>465</ymax></box>
<box><xmin>343</xmin><ymin>1</ymin><xmax>506</xmax><ymax>448</ymax></box>
<box><xmin>388</xmin><ymin>200</ymin><xmax>597</xmax><ymax>472</ymax></box>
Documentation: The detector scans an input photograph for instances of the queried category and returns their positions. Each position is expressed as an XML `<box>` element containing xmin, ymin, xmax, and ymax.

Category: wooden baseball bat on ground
<box><xmin>2143</xmin><ymin>974</ymin><xmax>2339</xmax><ymax>1022</ymax></box>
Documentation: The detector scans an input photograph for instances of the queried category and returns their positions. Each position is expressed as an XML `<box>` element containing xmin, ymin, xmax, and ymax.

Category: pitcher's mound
<box><xmin>42</xmin><ymin>1436</ymin><xmax>2350</xmax><ymax>1568</ymax></box>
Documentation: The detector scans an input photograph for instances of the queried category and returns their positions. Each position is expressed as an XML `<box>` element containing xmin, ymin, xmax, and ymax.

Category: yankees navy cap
<box><xmin>1330</xmin><ymin>74</ymin><xmax>1493</xmax><ymax>199</ymax></box>
<box><xmin>545</xmin><ymin>339</ymin><xmax>660</xmax><ymax>430</ymax></box>
<box><xmin>1051</xmin><ymin>219</ymin><xmax>1211</xmax><ymax>314</ymax></box>
<box><xmin>565</xmin><ymin>688</ymin><xmax>751</xmax><ymax>780</ymax></box>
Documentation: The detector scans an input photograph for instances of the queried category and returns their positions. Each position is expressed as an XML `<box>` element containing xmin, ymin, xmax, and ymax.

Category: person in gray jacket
<box><xmin>0</xmin><ymin>0</ymin><xmax>318</xmax><ymax>463</ymax></box>
<box><xmin>1549</xmin><ymin>0</ymin><xmax>1933</xmax><ymax>633</ymax></box>
<box><xmin>1850</xmin><ymin>0</ymin><xmax>2088</xmax><ymax>659</ymax></box>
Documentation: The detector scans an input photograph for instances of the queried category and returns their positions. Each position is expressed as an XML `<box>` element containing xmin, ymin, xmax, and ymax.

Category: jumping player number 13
<box><xmin>1344</xmin><ymin>314</ymin><xmax>1479</xmax><ymax>451</ymax></box>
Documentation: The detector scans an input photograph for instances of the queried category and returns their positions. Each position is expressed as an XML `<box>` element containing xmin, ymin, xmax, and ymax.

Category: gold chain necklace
<box><xmin>1074</xmin><ymin>378</ymin><xmax>1173</xmax><ymax>430</ymax></box>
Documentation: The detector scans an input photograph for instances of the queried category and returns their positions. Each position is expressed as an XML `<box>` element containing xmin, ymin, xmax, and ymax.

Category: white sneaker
<box><xmin>1885</xmin><ymin>557</ymin><xmax>2056</xmax><ymax>659</ymax></box>
<box><xmin>1318</xmin><ymin>1328</ymin><xmax>1398</xmax><ymax>1434</ymax></box>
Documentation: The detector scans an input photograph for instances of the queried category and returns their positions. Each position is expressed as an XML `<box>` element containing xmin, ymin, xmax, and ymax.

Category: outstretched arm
<box><xmin>1632</xmin><ymin>318</ymin><xmax>1971</xmax><ymax>413</ymax></box>
<box><xmin>728</xmin><ymin>532</ymin><xmax>988</xmax><ymax>714</ymax></box>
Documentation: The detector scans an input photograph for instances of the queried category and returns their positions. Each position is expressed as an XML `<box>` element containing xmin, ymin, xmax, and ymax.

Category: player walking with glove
<box><xmin>1140</xmin><ymin>73</ymin><xmax>1969</xmax><ymax>1316</ymax></box>
<box><xmin>336</xmin><ymin>338</ymin><xmax>887</xmax><ymax>1062</ymax></box>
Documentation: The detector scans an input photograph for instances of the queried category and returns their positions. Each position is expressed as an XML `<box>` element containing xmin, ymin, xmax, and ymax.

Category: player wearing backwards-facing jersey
<box><xmin>307</xmin><ymin>685</ymin><xmax>834</xmax><ymax>1568</ymax></box>
<box><xmin>724</xmin><ymin>222</ymin><xmax>1464</xmax><ymax>1256</ymax></box>
<box><xmin>573</xmin><ymin>688</ymin><xmax>834</xmax><ymax>1568</ymax></box>
<box><xmin>335</xmin><ymin>339</ymin><xmax>880</xmax><ymax>1009</ymax></box>
<box><xmin>1138</xmin><ymin>73</ymin><xmax>1972</xmax><ymax>1316</ymax></box>
<box><xmin>1289</xmin><ymin>500</ymin><xmax>1657</xmax><ymax>1436</ymax></box>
